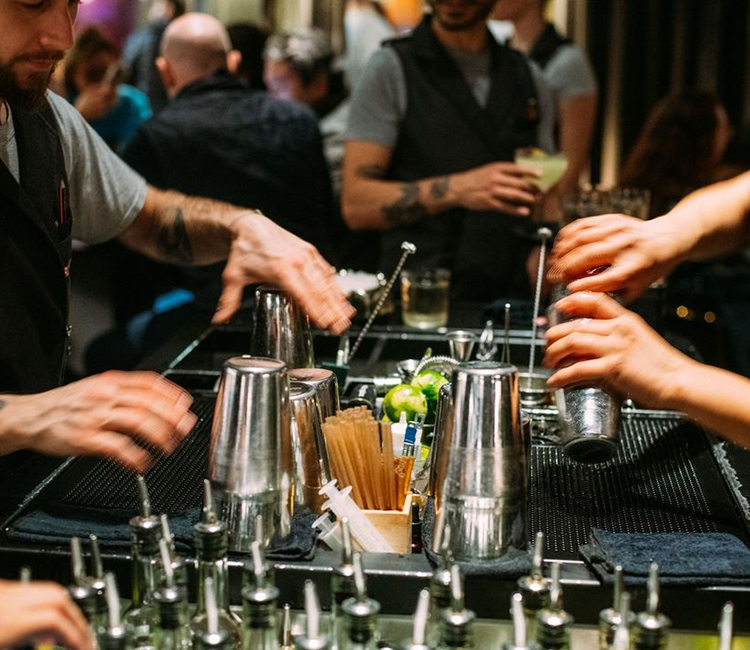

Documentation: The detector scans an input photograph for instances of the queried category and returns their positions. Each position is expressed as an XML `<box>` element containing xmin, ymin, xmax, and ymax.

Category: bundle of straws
<box><xmin>322</xmin><ymin>407</ymin><xmax>412</xmax><ymax>511</ymax></box>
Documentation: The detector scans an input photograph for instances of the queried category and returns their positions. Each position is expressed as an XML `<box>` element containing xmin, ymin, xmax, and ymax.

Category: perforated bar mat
<box><xmin>3</xmin><ymin>399</ymin><xmax>747</xmax><ymax>559</ymax></box>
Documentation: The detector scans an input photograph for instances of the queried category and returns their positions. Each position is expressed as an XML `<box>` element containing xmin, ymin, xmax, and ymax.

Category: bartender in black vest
<box><xmin>342</xmin><ymin>0</ymin><xmax>554</xmax><ymax>300</ymax></box>
<box><xmin>0</xmin><ymin>0</ymin><xmax>352</xmax><ymax>473</ymax></box>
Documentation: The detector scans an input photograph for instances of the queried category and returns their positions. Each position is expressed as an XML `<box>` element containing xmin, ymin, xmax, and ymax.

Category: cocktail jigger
<box><xmin>289</xmin><ymin>367</ymin><xmax>339</xmax><ymax>423</ymax></box>
<box><xmin>290</xmin><ymin>381</ymin><xmax>331</xmax><ymax>514</ymax></box>
<box><xmin>548</xmin><ymin>285</ymin><xmax>621</xmax><ymax>463</ymax></box>
<box><xmin>445</xmin><ymin>330</ymin><xmax>477</xmax><ymax>362</ymax></box>
<box><xmin>209</xmin><ymin>356</ymin><xmax>293</xmax><ymax>552</ymax></box>
<box><xmin>433</xmin><ymin>362</ymin><xmax>528</xmax><ymax>561</ymax></box>
<box><xmin>251</xmin><ymin>285</ymin><xmax>314</xmax><ymax>368</ymax></box>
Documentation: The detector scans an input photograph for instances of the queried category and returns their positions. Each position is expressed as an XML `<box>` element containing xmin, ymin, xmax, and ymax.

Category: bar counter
<box><xmin>2</xmin><ymin>303</ymin><xmax>750</xmax><ymax>637</ymax></box>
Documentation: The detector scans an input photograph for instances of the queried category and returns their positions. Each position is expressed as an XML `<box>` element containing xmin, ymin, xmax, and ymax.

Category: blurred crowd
<box><xmin>54</xmin><ymin>0</ymin><xmax>750</xmax><ymax>377</ymax></box>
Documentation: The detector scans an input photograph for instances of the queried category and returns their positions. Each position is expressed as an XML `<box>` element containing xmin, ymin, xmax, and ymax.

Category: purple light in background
<box><xmin>77</xmin><ymin>0</ymin><xmax>137</xmax><ymax>46</ymax></box>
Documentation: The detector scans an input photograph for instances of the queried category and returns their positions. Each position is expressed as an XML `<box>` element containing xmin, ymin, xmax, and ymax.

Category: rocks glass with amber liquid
<box><xmin>400</xmin><ymin>268</ymin><xmax>450</xmax><ymax>330</ymax></box>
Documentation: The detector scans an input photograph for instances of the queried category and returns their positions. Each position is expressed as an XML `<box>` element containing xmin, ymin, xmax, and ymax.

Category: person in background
<box><xmin>618</xmin><ymin>90</ymin><xmax>749</xmax><ymax>374</ymax></box>
<box><xmin>63</xmin><ymin>27</ymin><xmax>151</xmax><ymax>153</ymax></box>
<box><xmin>227</xmin><ymin>22</ymin><xmax>270</xmax><ymax>90</ymax></box>
<box><xmin>342</xmin><ymin>0</ymin><xmax>554</xmax><ymax>301</ymax></box>
<box><xmin>344</xmin><ymin>0</ymin><xmax>395</xmax><ymax>91</ymax></box>
<box><xmin>122</xmin><ymin>0</ymin><xmax>185</xmax><ymax>114</ymax></box>
<box><xmin>87</xmin><ymin>13</ymin><xmax>340</xmax><ymax>372</ymax></box>
<box><xmin>621</xmin><ymin>90</ymin><xmax>736</xmax><ymax>219</ymax></box>
<box><xmin>263</xmin><ymin>29</ymin><xmax>348</xmax><ymax>194</ymax></box>
<box><xmin>545</xmin><ymin>170</ymin><xmax>750</xmax><ymax>449</ymax></box>
<box><xmin>491</xmin><ymin>0</ymin><xmax>597</xmax><ymax>202</ymax></box>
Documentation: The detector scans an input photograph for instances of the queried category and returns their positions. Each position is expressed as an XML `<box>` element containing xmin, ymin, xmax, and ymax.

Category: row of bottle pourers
<box><xmin>48</xmin><ymin>477</ymin><xmax>736</xmax><ymax>650</ymax></box>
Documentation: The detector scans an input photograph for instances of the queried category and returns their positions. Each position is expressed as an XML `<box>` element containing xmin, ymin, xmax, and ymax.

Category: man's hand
<box><xmin>548</xmin><ymin>214</ymin><xmax>687</xmax><ymax>302</ymax></box>
<box><xmin>544</xmin><ymin>292</ymin><xmax>690</xmax><ymax>409</ymax></box>
<box><xmin>74</xmin><ymin>82</ymin><xmax>118</xmax><ymax>122</ymax></box>
<box><xmin>451</xmin><ymin>162</ymin><xmax>540</xmax><ymax>216</ymax></box>
<box><xmin>213</xmin><ymin>211</ymin><xmax>354</xmax><ymax>332</ymax></box>
<box><xmin>0</xmin><ymin>580</ymin><xmax>93</xmax><ymax>650</ymax></box>
<box><xmin>0</xmin><ymin>372</ymin><xmax>196</xmax><ymax>472</ymax></box>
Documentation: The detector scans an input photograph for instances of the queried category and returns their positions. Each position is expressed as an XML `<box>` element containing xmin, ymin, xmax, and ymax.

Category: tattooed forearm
<box><xmin>382</xmin><ymin>182</ymin><xmax>429</xmax><ymax>226</ymax></box>
<box><xmin>156</xmin><ymin>206</ymin><xmax>194</xmax><ymax>264</ymax></box>
<box><xmin>430</xmin><ymin>175</ymin><xmax>450</xmax><ymax>200</ymax></box>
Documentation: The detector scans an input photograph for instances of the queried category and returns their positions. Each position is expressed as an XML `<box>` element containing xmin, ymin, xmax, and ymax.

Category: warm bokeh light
<box><xmin>382</xmin><ymin>0</ymin><xmax>423</xmax><ymax>30</ymax></box>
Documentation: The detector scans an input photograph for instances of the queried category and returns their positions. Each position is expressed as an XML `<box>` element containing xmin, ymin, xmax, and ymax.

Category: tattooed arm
<box><xmin>342</xmin><ymin>141</ymin><xmax>540</xmax><ymax>230</ymax></box>
<box><xmin>118</xmin><ymin>186</ymin><xmax>354</xmax><ymax>330</ymax></box>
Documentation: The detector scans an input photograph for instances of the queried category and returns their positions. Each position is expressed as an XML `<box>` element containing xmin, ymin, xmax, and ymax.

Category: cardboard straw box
<box><xmin>363</xmin><ymin>493</ymin><xmax>413</xmax><ymax>554</ymax></box>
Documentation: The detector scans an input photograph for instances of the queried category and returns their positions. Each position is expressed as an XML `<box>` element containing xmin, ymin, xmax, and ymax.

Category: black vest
<box><xmin>382</xmin><ymin>17</ymin><xmax>539</xmax><ymax>300</ymax></box>
<box><xmin>0</xmin><ymin>100</ymin><xmax>72</xmax><ymax>394</ymax></box>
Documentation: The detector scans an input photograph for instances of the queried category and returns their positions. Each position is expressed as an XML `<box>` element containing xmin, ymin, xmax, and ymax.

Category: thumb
<box><xmin>212</xmin><ymin>277</ymin><xmax>244</xmax><ymax>324</ymax></box>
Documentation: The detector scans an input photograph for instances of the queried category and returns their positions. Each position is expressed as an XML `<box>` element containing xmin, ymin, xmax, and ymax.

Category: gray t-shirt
<box><xmin>346</xmin><ymin>45</ymin><xmax>555</xmax><ymax>152</ymax></box>
<box><xmin>544</xmin><ymin>43</ymin><xmax>597</xmax><ymax>100</ymax></box>
<box><xmin>0</xmin><ymin>90</ymin><xmax>147</xmax><ymax>244</ymax></box>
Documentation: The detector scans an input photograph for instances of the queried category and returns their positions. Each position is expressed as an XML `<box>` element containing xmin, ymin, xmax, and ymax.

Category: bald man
<box><xmin>92</xmin><ymin>14</ymin><xmax>343</xmax><ymax>370</ymax></box>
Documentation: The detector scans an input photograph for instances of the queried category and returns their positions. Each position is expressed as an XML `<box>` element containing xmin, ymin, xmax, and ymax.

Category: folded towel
<box><xmin>580</xmin><ymin>528</ymin><xmax>750</xmax><ymax>586</ymax></box>
<box><xmin>421</xmin><ymin>498</ymin><xmax>531</xmax><ymax>577</ymax></box>
<box><xmin>8</xmin><ymin>502</ymin><xmax>318</xmax><ymax>561</ymax></box>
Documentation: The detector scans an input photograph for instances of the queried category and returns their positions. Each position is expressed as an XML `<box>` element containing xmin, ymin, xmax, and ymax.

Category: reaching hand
<box><xmin>452</xmin><ymin>162</ymin><xmax>540</xmax><ymax>216</ymax></box>
<box><xmin>0</xmin><ymin>371</ymin><xmax>196</xmax><ymax>472</ymax></box>
<box><xmin>213</xmin><ymin>211</ymin><xmax>355</xmax><ymax>333</ymax></box>
<box><xmin>544</xmin><ymin>292</ymin><xmax>690</xmax><ymax>409</ymax></box>
<box><xmin>0</xmin><ymin>580</ymin><xmax>93</xmax><ymax>650</ymax></box>
<box><xmin>547</xmin><ymin>214</ymin><xmax>687</xmax><ymax>302</ymax></box>
<box><xmin>74</xmin><ymin>82</ymin><xmax>118</xmax><ymax>122</ymax></box>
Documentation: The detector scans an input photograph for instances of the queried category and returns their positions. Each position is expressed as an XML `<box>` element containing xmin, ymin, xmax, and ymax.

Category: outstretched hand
<box><xmin>0</xmin><ymin>580</ymin><xmax>93</xmax><ymax>650</ymax></box>
<box><xmin>544</xmin><ymin>292</ymin><xmax>690</xmax><ymax>409</ymax></box>
<box><xmin>548</xmin><ymin>214</ymin><xmax>686</xmax><ymax>302</ymax></box>
<box><xmin>213</xmin><ymin>212</ymin><xmax>355</xmax><ymax>333</ymax></box>
<box><xmin>0</xmin><ymin>371</ymin><xmax>196</xmax><ymax>472</ymax></box>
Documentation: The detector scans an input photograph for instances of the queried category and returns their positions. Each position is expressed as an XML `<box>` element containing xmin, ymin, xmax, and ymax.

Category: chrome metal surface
<box><xmin>289</xmin><ymin>381</ymin><xmax>331</xmax><ymax>514</ymax></box>
<box><xmin>209</xmin><ymin>356</ymin><xmax>292</xmax><ymax>551</ymax></box>
<box><xmin>289</xmin><ymin>368</ymin><xmax>340</xmax><ymax>424</ymax></box>
<box><xmin>434</xmin><ymin>362</ymin><xmax>528</xmax><ymax>561</ymax></box>
<box><xmin>428</xmin><ymin>383</ymin><xmax>453</xmax><ymax>501</ymax></box>
<box><xmin>445</xmin><ymin>330</ymin><xmax>477</xmax><ymax>362</ymax></box>
<box><xmin>251</xmin><ymin>286</ymin><xmax>314</xmax><ymax>368</ymax></box>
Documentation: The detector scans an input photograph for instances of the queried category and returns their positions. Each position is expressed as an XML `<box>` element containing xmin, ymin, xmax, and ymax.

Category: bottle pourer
<box><xmin>536</xmin><ymin>563</ymin><xmax>574</xmax><ymax>649</ymax></box>
<box><xmin>598</xmin><ymin>566</ymin><xmax>635</xmax><ymax>646</ymax></box>
<box><xmin>195</xmin><ymin>479</ymin><xmax>228</xmax><ymax>562</ymax></box>
<box><xmin>438</xmin><ymin>564</ymin><xmax>475</xmax><ymax>648</ymax></box>
<box><xmin>241</xmin><ymin>540</ymin><xmax>280</xmax><ymax>630</ymax></box>
<box><xmin>89</xmin><ymin>535</ymin><xmax>107</xmax><ymax>607</ymax></box>
<box><xmin>295</xmin><ymin>580</ymin><xmax>330</xmax><ymax>650</ymax></box>
<box><xmin>160</xmin><ymin>513</ymin><xmax>188</xmax><ymax>592</ymax></box>
<box><xmin>194</xmin><ymin>577</ymin><xmax>233</xmax><ymax>650</ymax></box>
<box><xmin>612</xmin><ymin>593</ymin><xmax>631</xmax><ymax>650</ymax></box>
<box><xmin>99</xmin><ymin>573</ymin><xmax>130</xmax><ymax>650</ymax></box>
<box><xmin>633</xmin><ymin>563</ymin><xmax>671</xmax><ymax>650</ymax></box>
<box><xmin>502</xmin><ymin>592</ymin><xmax>539</xmax><ymax>650</ymax></box>
<box><xmin>130</xmin><ymin>475</ymin><xmax>161</xmax><ymax>556</ymax></box>
<box><xmin>68</xmin><ymin>537</ymin><xmax>96</xmax><ymax>624</ymax></box>
<box><xmin>517</xmin><ymin>532</ymin><xmax>550</xmax><ymax>614</ymax></box>
<box><xmin>279</xmin><ymin>603</ymin><xmax>294</xmax><ymax>650</ymax></box>
<box><xmin>398</xmin><ymin>588</ymin><xmax>430</xmax><ymax>650</ymax></box>
<box><xmin>719</xmin><ymin>602</ymin><xmax>734</xmax><ymax>650</ymax></box>
<box><xmin>332</xmin><ymin>517</ymin><xmax>357</xmax><ymax>609</ymax></box>
<box><xmin>341</xmin><ymin>553</ymin><xmax>380</xmax><ymax>645</ymax></box>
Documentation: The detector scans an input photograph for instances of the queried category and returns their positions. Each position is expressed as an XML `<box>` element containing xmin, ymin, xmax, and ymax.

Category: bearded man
<box><xmin>342</xmin><ymin>0</ymin><xmax>555</xmax><ymax>301</ymax></box>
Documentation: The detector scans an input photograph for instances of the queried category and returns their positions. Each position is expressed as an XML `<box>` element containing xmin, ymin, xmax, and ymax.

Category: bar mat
<box><xmin>580</xmin><ymin>528</ymin><xmax>750</xmax><ymax>586</ymax></box>
<box><xmin>7</xmin><ymin>503</ymin><xmax>318</xmax><ymax>560</ymax></box>
<box><xmin>421</xmin><ymin>498</ymin><xmax>531</xmax><ymax>577</ymax></box>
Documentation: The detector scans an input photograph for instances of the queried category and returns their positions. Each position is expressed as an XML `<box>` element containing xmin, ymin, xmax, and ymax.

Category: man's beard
<box><xmin>0</xmin><ymin>54</ymin><xmax>62</xmax><ymax>112</ymax></box>
<box><xmin>430</xmin><ymin>0</ymin><xmax>495</xmax><ymax>31</ymax></box>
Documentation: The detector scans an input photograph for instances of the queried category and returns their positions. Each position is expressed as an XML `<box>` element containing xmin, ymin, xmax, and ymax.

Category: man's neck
<box><xmin>431</xmin><ymin>18</ymin><xmax>488</xmax><ymax>54</ymax></box>
<box><xmin>0</xmin><ymin>98</ymin><xmax>8</xmax><ymax>126</ymax></box>
<box><xmin>510</xmin><ymin>11</ymin><xmax>546</xmax><ymax>53</ymax></box>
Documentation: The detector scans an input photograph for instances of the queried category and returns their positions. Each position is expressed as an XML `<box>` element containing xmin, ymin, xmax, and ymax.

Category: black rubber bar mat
<box><xmin>1</xmin><ymin>399</ymin><xmax>747</xmax><ymax>560</ymax></box>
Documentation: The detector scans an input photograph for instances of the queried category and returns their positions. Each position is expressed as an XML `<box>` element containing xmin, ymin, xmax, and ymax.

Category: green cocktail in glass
<box><xmin>515</xmin><ymin>147</ymin><xmax>569</xmax><ymax>191</ymax></box>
